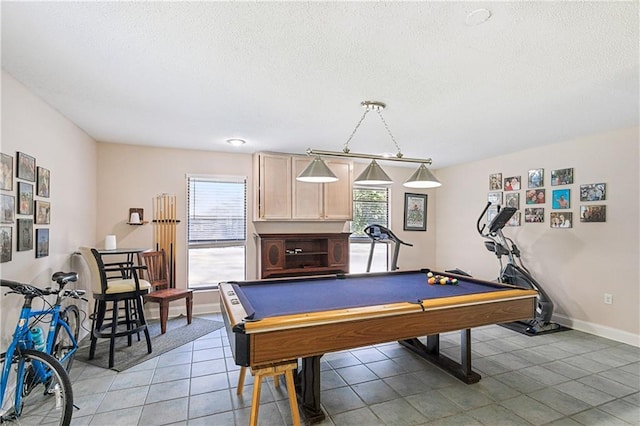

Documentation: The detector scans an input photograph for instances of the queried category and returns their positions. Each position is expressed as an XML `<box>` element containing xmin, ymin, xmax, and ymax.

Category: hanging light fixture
<box><xmin>296</xmin><ymin>156</ymin><xmax>338</xmax><ymax>183</ymax></box>
<box><xmin>297</xmin><ymin>100</ymin><xmax>441</xmax><ymax>188</ymax></box>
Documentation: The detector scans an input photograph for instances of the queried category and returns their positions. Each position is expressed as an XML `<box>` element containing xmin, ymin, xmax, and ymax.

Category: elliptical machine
<box><xmin>477</xmin><ymin>202</ymin><xmax>560</xmax><ymax>334</ymax></box>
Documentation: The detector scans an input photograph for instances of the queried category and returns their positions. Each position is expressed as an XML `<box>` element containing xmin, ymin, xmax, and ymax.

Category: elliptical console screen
<box><xmin>489</xmin><ymin>207</ymin><xmax>517</xmax><ymax>233</ymax></box>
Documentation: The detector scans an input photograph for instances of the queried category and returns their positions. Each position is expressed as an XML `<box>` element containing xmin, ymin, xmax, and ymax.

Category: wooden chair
<box><xmin>138</xmin><ymin>249</ymin><xmax>193</xmax><ymax>334</ymax></box>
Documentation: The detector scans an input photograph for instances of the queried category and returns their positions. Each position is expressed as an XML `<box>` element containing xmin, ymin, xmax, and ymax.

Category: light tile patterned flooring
<box><xmin>69</xmin><ymin>314</ymin><xmax>639</xmax><ymax>425</ymax></box>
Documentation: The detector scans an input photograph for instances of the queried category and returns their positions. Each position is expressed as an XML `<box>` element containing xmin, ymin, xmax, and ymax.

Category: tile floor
<box><xmin>68</xmin><ymin>314</ymin><xmax>639</xmax><ymax>425</ymax></box>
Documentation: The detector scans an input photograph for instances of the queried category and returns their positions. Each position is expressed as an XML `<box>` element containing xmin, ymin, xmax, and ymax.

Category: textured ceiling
<box><xmin>1</xmin><ymin>2</ymin><xmax>638</xmax><ymax>169</ymax></box>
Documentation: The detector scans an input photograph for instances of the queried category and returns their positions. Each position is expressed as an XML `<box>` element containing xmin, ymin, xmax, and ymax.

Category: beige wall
<box><xmin>1</xmin><ymin>71</ymin><xmax>96</xmax><ymax>348</ymax></box>
<box><xmin>434</xmin><ymin>127</ymin><xmax>640</xmax><ymax>345</ymax></box>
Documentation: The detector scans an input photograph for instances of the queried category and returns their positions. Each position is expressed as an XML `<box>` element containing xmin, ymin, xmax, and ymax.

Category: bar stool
<box><xmin>237</xmin><ymin>361</ymin><xmax>300</xmax><ymax>426</ymax></box>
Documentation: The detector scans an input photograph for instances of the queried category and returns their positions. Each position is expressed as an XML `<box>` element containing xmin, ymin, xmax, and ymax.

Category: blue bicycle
<box><xmin>1</xmin><ymin>272</ymin><xmax>85</xmax><ymax>425</ymax></box>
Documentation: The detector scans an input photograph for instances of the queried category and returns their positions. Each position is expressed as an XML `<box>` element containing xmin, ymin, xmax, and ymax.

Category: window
<box><xmin>187</xmin><ymin>175</ymin><xmax>246</xmax><ymax>289</ymax></box>
<box><xmin>350</xmin><ymin>186</ymin><xmax>389</xmax><ymax>273</ymax></box>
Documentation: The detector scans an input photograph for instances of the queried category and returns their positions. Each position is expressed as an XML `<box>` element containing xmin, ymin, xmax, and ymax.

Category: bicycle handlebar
<box><xmin>1</xmin><ymin>272</ymin><xmax>86</xmax><ymax>299</ymax></box>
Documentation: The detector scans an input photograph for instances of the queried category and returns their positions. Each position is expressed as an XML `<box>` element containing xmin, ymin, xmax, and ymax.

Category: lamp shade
<box><xmin>354</xmin><ymin>160</ymin><xmax>392</xmax><ymax>185</ymax></box>
<box><xmin>403</xmin><ymin>164</ymin><xmax>442</xmax><ymax>188</ymax></box>
<box><xmin>296</xmin><ymin>157</ymin><xmax>339</xmax><ymax>183</ymax></box>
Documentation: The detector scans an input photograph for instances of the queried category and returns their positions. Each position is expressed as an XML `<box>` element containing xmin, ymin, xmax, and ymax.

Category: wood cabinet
<box><xmin>255</xmin><ymin>153</ymin><xmax>353</xmax><ymax>221</ymax></box>
<box><xmin>259</xmin><ymin>233</ymin><xmax>350</xmax><ymax>279</ymax></box>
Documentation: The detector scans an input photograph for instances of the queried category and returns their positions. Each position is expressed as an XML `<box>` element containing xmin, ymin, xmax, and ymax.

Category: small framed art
<box><xmin>0</xmin><ymin>226</ymin><xmax>12</xmax><ymax>262</ymax></box>
<box><xmin>489</xmin><ymin>173</ymin><xmax>502</xmax><ymax>190</ymax></box>
<box><xmin>35</xmin><ymin>200</ymin><xmax>50</xmax><ymax>224</ymax></box>
<box><xmin>505</xmin><ymin>192</ymin><xmax>520</xmax><ymax>209</ymax></box>
<box><xmin>580</xmin><ymin>205</ymin><xmax>606</xmax><ymax>222</ymax></box>
<box><xmin>551</xmin><ymin>168</ymin><xmax>573</xmax><ymax>185</ymax></box>
<box><xmin>525</xmin><ymin>208</ymin><xmax>544</xmax><ymax>223</ymax></box>
<box><xmin>527</xmin><ymin>168</ymin><xmax>544</xmax><ymax>188</ymax></box>
<box><xmin>1</xmin><ymin>194</ymin><xmax>15</xmax><ymax>224</ymax></box>
<box><xmin>504</xmin><ymin>176</ymin><xmax>521</xmax><ymax>191</ymax></box>
<box><xmin>552</xmin><ymin>189</ymin><xmax>570</xmax><ymax>209</ymax></box>
<box><xmin>16</xmin><ymin>152</ymin><xmax>36</xmax><ymax>182</ymax></box>
<box><xmin>36</xmin><ymin>228</ymin><xmax>49</xmax><ymax>258</ymax></box>
<box><xmin>580</xmin><ymin>183</ymin><xmax>606</xmax><ymax>201</ymax></box>
<box><xmin>550</xmin><ymin>212</ymin><xmax>572</xmax><ymax>228</ymax></box>
<box><xmin>404</xmin><ymin>193</ymin><xmax>427</xmax><ymax>231</ymax></box>
<box><xmin>1</xmin><ymin>153</ymin><xmax>13</xmax><ymax>191</ymax></box>
<box><xmin>488</xmin><ymin>192</ymin><xmax>502</xmax><ymax>205</ymax></box>
<box><xmin>507</xmin><ymin>212</ymin><xmax>521</xmax><ymax>227</ymax></box>
<box><xmin>526</xmin><ymin>189</ymin><xmax>545</xmax><ymax>204</ymax></box>
<box><xmin>17</xmin><ymin>218</ymin><xmax>33</xmax><ymax>251</ymax></box>
<box><xmin>36</xmin><ymin>167</ymin><xmax>50</xmax><ymax>198</ymax></box>
<box><xmin>17</xmin><ymin>182</ymin><xmax>34</xmax><ymax>215</ymax></box>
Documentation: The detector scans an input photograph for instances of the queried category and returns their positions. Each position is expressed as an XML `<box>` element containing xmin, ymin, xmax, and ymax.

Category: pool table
<box><xmin>220</xmin><ymin>269</ymin><xmax>537</xmax><ymax>421</ymax></box>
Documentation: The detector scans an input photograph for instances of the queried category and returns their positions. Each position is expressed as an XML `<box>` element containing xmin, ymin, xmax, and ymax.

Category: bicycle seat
<box><xmin>52</xmin><ymin>271</ymin><xmax>78</xmax><ymax>284</ymax></box>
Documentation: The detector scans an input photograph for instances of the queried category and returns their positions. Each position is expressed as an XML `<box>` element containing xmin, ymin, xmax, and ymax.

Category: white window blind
<box><xmin>187</xmin><ymin>177</ymin><xmax>246</xmax><ymax>245</ymax></box>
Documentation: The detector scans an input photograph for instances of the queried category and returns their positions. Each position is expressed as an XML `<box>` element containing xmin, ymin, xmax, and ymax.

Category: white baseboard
<box><xmin>553</xmin><ymin>314</ymin><xmax>640</xmax><ymax>347</ymax></box>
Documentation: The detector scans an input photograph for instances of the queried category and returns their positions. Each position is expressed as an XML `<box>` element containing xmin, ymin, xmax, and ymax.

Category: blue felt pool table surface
<box><xmin>231</xmin><ymin>270</ymin><xmax>513</xmax><ymax>320</ymax></box>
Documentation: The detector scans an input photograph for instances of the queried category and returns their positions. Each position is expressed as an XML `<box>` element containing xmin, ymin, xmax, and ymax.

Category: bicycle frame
<box><xmin>0</xmin><ymin>294</ymin><xmax>76</xmax><ymax>411</ymax></box>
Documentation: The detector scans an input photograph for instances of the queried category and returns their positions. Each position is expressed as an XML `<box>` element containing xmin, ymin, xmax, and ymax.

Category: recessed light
<box><xmin>465</xmin><ymin>8</ymin><xmax>492</xmax><ymax>26</ymax></box>
<box><xmin>226</xmin><ymin>138</ymin><xmax>246</xmax><ymax>147</ymax></box>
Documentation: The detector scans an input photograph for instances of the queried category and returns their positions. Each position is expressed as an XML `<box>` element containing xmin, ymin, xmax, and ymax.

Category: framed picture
<box><xmin>487</xmin><ymin>191</ymin><xmax>502</xmax><ymax>205</ymax></box>
<box><xmin>580</xmin><ymin>183</ymin><xmax>606</xmax><ymax>201</ymax></box>
<box><xmin>525</xmin><ymin>208</ymin><xmax>544</xmax><ymax>223</ymax></box>
<box><xmin>505</xmin><ymin>192</ymin><xmax>520</xmax><ymax>209</ymax></box>
<box><xmin>35</xmin><ymin>228</ymin><xmax>49</xmax><ymax>258</ymax></box>
<box><xmin>550</xmin><ymin>212</ymin><xmax>572</xmax><ymax>228</ymax></box>
<box><xmin>487</xmin><ymin>205</ymin><xmax>499</xmax><ymax>223</ymax></box>
<box><xmin>551</xmin><ymin>168</ymin><xmax>573</xmax><ymax>185</ymax></box>
<box><xmin>35</xmin><ymin>200</ymin><xmax>51</xmax><ymax>224</ymax></box>
<box><xmin>552</xmin><ymin>189</ymin><xmax>570</xmax><ymax>209</ymax></box>
<box><xmin>507</xmin><ymin>212</ymin><xmax>521</xmax><ymax>227</ymax></box>
<box><xmin>526</xmin><ymin>189</ymin><xmax>545</xmax><ymax>205</ymax></box>
<box><xmin>403</xmin><ymin>193</ymin><xmax>427</xmax><ymax>231</ymax></box>
<box><xmin>504</xmin><ymin>176</ymin><xmax>521</xmax><ymax>191</ymax></box>
<box><xmin>1</xmin><ymin>194</ymin><xmax>15</xmax><ymax>224</ymax></box>
<box><xmin>36</xmin><ymin>167</ymin><xmax>50</xmax><ymax>198</ymax></box>
<box><xmin>17</xmin><ymin>182</ymin><xmax>34</xmax><ymax>215</ymax></box>
<box><xmin>489</xmin><ymin>173</ymin><xmax>502</xmax><ymax>190</ymax></box>
<box><xmin>0</xmin><ymin>226</ymin><xmax>12</xmax><ymax>263</ymax></box>
<box><xmin>527</xmin><ymin>168</ymin><xmax>544</xmax><ymax>188</ymax></box>
<box><xmin>17</xmin><ymin>218</ymin><xmax>33</xmax><ymax>251</ymax></box>
<box><xmin>16</xmin><ymin>152</ymin><xmax>36</xmax><ymax>182</ymax></box>
<box><xmin>580</xmin><ymin>205</ymin><xmax>606</xmax><ymax>223</ymax></box>
<box><xmin>1</xmin><ymin>153</ymin><xmax>13</xmax><ymax>191</ymax></box>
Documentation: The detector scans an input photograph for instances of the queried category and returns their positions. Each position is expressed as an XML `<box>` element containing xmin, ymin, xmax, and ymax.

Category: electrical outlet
<box><xmin>604</xmin><ymin>293</ymin><xmax>613</xmax><ymax>305</ymax></box>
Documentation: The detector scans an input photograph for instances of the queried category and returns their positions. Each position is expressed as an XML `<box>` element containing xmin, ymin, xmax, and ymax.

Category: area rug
<box><xmin>75</xmin><ymin>316</ymin><xmax>224</xmax><ymax>372</ymax></box>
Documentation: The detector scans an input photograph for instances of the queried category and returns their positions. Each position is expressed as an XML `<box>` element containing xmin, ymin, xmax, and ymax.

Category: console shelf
<box><xmin>259</xmin><ymin>233</ymin><xmax>350</xmax><ymax>279</ymax></box>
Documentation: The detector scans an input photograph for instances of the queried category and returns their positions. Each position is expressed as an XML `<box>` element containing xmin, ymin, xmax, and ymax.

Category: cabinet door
<box><xmin>257</xmin><ymin>153</ymin><xmax>291</xmax><ymax>220</ymax></box>
<box><xmin>327</xmin><ymin>237</ymin><xmax>349</xmax><ymax>270</ymax></box>
<box><xmin>261</xmin><ymin>239</ymin><xmax>285</xmax><ymax>278</ymax></box>
<box><xmin>292</xmin><ymin>157</ymin><xmax>323</xmax><ymax>219</ymax></box>
<box><xmin>323</xmin><ymin>159</ymin><xmax>353</xmax><ymax>220</ymax></box>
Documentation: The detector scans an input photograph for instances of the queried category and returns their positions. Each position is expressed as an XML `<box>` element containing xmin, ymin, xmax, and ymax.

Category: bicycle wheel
<box><xmin>0</xmin><ymin>349</ymin><xmax>73</xmax><ymax>425</ymax></box>
<box><xmin>52</xmin><ymin>305</ymin><xmax>80</xmax><ymax>372</ymax></box>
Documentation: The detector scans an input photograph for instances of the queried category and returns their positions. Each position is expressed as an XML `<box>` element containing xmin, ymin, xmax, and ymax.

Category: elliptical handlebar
<box><xmin>477</xmin><ymin>201</ymin><xmax>493</xmax><ymax>236</ymax></box>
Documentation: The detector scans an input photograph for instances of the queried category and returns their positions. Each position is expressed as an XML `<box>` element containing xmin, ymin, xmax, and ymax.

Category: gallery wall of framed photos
<box><xmin>0</xmin><ymin>151</ymin><xmax>50</xmax><ymax>262</ymax></box>
<box><xmin>487</xmin><ymin>167</ymin><xmax>606</xmax><ymax>230</ymax></box>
